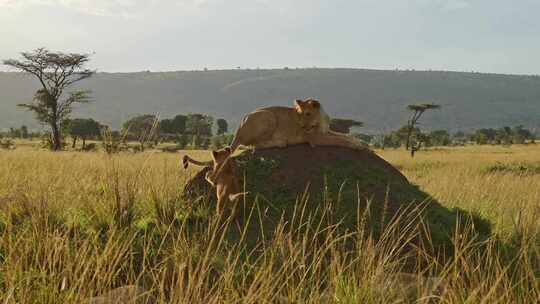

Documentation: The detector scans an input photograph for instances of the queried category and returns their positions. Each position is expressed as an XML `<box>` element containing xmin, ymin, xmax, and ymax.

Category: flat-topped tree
<box><xmin>405</xmin><ymin>103</ymin><xmax>441</xmax><ymax>157</ymax></box>
<box><xmin>330</xmin><ymin>118</ymin><xmax>364</xmax><ymax>134</ymax></box>
<box><xmin>65</xmin><ymin>118</ymin><xmax>102</xmax><ymax>149</ymax></box>
<box><xmin>3</xmin><ymin>48</ymin><xmax>94</xmax><ymax>150</ymax></box>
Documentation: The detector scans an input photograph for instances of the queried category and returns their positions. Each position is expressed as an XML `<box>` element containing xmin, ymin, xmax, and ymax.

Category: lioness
<box><xmin>183</xmin><ymin>148</ymin><xmax>247</xmax><ymax>212</ymax></box>
<box><xmin>208</xmin><ymin>98</ymin><xmax>364</xmax><ymax>182</ymax></box>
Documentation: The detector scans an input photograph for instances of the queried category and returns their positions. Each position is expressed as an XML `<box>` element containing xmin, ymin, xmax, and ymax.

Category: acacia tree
<box><xmin>123</xmin><ymin>114</ymin><xmax>159</xmax><ymax>151</ymax></box>
<box><xmin>186</xmin><ymin>114</ymin><xmax>214</xmax><ymax>137</ymax></box>
<box><xmin>216</xmin><ymin>118</ymin><xmax>228</xmax><ymax>135</ymax></box>
<box><xmin>405</xmin><ymin>103</ymin><xmax>441</xmax><ymax>157</ymax></box>
<box><xmin>66</xmin><ymin>118</ymin><xmax>102</xmax><ymax>149</ymax></box>
<box><xmin>3</xmin><ymin>48</ymin><xmax>94</xmax><ymax>150</ymax></box>
<box><xmin>159</xmin><ymin>114</ymin><xmax>187</xmax><ymax>140</ymax></box>
<box><xmin>330</xmin><ymin>118</ymin><xmax>363</xmax><ymax>134</ymax></box>
<box><xmin>184</xmin><ymin>114</ymin><xmax>213</xmax><ymax>149</ymax></box>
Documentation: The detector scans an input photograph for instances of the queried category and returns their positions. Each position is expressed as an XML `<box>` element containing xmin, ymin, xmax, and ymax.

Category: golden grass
<box><xmin>378</xmin><ymin>145</ymin><xmax>540</xmax><ymax>235</ymax></box>
<box><xmin>0</xmin><ymin>144</ymin><xmax>538</xmax><ymax>303</ymax></box>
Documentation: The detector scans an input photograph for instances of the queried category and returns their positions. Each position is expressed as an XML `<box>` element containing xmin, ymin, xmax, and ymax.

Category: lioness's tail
<box><xmin>182</xmin><ymin>155</ymin><xmax>213</xmax><ymax>169</ymax></box>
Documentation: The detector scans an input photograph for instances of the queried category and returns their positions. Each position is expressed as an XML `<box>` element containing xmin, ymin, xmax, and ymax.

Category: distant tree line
<box><xmin>467</xmin><ymin>126</ymin><xmax>535</xmax><ymax>145</ymax></box>
<box><xmin>374</xmin><ymin>125</ymin><xmax>536</xmax><ymax>149</ymax></box>
<box><xmin>121</xmin><ymin>113</ymin><xmax>230</xmax><ymax>151</ymax></box>
<box><xmin>2</xmin><ymin>125</ymin><xmax>39</xmax><ymax>139</ymax></box>
<box><xmin>3</xmin><ymin>119</ymin><xmax>537</xmax><ymax>151</ymax></box>
<box><xmin>1</xmin><ymin>113</ymin><xmax>231</xmax><ymax>151</ymax></box>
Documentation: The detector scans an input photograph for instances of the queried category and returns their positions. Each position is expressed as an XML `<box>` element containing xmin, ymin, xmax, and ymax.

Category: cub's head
<box><xmin>206</xmin><ymin>146</ymin><xmax>233</xmax><ymax>186</ymax></box>
<box><xmin>211</xmin><ymin>146</ymin><xmax>232</xmax><ymax>167</ymax></box>
<box><xmin>294</xmin><ymin>98</ymin><xmax>327</xmax><ymax>133</ymax></box>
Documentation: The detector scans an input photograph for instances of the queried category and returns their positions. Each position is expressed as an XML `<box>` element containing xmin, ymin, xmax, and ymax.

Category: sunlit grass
<box><xmin>378</xmin><ymin>145</ymin><xmax>540</xmax><ymax>236</ymax></box>
<box><xmin>0</xmin><ymin>144</ymin><xmax>538</xmax><ymax>303</ymax></box>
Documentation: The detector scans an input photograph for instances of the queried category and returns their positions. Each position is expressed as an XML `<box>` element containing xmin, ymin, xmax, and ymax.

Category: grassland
<box><xmin>0</xmin><ymin>143</ymin><xmax>539</xmax><ymax>303</ymax></box>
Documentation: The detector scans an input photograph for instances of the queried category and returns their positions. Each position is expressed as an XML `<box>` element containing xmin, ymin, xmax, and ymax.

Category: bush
<box><xmin>81</xmin><ymin>143</ymin><xmax>97</xmax><ymax>152</ymax></box>
<box><xmin>0</xmin><ymin>138</ymin><xmax>15</xmax><ymax>150</ymax></box>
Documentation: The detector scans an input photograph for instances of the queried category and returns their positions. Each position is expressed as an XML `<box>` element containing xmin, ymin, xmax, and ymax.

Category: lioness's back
<box><xmin>248</xmin><ymin>106</ymin><xmax>302</xmax><ymax>133</ymax></box>
<box><xmin>251</xmin><ymin>106</ymin><xmax>296</xmax><ymax>116</ymax></box>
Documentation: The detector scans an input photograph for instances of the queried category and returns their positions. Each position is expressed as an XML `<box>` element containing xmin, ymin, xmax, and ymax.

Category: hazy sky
<box><xmin>1</xmin><ymin>0</ymin><xmax>539</xmax><ymax>74</ymax></box>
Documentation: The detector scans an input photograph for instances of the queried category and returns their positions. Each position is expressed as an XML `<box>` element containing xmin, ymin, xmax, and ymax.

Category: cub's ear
<box><xmin>307</xmin><ymin>99</ymin><xmax>320</xmax><ymax>109</ymax></box>
<box><xmin>224</xmin><ymin>146</ymin><xmax>232</xmax><ymax>154</ymax></box>
<box><xmin>294</xmin><ymin>99</ymin><xmax>304</xmax><ymax>113</ymax></box>
<box><xmin>211</xmin><ymin>150</ymin><xmax>218</xmax><ymax>160</ymax></box>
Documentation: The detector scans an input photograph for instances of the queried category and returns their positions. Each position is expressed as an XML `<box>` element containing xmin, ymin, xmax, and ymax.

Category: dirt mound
<box><xmin>183</xmin><ymin>144</ymin><xmax>491</xmax><ymax>247</ymax></box>
<box><xmin>239</xmin><ymin>145</ymin><xmax>408</xmax><ymax>211</ymax></box>
<box><xmin>185</xmin><ymin>145</ymin><xmax>410</xmax><ymax>211</ymax></box>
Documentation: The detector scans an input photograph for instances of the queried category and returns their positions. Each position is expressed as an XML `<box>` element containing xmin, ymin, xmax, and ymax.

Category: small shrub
<box><xmin>0</xmin><ymin>138</ymin><xmax>15</xmax><ymax>150</ymax></box>
<box><xmin>160</xmin><ymin>145</ymin><xmax>183</xmax><ymax>153</ymax></box>
<box><xmin>485</xmin><ymin>162</ymin><xmax>540</xmax><ymax>175</ymax></box>
<box><xmin>101</xmin><ymin>128</ymin><xmax>129</xmax><ymax>154</ymax></box>
<box><xmin>81</xmin><ymin>143</ymin><xmax>97</xmax><ymax>152</ymax></box>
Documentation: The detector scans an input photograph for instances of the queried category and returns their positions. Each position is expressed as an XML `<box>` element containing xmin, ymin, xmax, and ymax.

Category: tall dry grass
<box><xmin>379</xmin><ymin>145</ymin><xmax>540</xmax><ymax>236</ymax></box>
<box><xmin>0</xmin><ymin>145</ymin><xmax>538</xmax><ymax>303</ymax></box>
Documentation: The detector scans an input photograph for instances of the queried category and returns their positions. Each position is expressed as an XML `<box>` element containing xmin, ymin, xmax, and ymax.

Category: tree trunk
<box><xmin>51</xmin><ymin>122</ymin><xmax>62</xmax><ymax>151</ymax></box>
<box><xmin>82</xmin><ymin>137</ymin><xmax>86</xmax><ymax>150</ymax></box>
<box><xmin>410</xmin><ymin>141</ymin><xmax>422</xmax><ymax>158</ymax></box>
<box><xmin>72</xmin><ymin>137</ymin><xmax>77</xmax><ymax>149</ymax></box>
<box><xmin>405</xmin><ymin>123</ymin><xmax>413</xmax><ymax>151</ymax></box>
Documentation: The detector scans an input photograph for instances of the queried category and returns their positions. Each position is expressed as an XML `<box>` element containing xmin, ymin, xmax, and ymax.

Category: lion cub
<box><xmin>183</xmin><ymin>148</ymin><xmax>247</xmax><ymax>212</ymax></box>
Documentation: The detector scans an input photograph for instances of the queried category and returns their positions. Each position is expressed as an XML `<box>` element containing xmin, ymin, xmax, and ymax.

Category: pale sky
<box><xmin>1</xmin><ymin>0</ymin><xmax>539</xmax><ymax>74</ymax></box>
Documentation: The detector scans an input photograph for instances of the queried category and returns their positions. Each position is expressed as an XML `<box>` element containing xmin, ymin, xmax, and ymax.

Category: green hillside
<box><xmin>1</xmin><ymin>68</ymin><xmax>539</xmax><ymax>132</ymax></box>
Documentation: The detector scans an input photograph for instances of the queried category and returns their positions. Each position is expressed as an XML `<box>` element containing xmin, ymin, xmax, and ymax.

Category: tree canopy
<box><xmin>185</xmin><ymin>114</ymin><xmax>214</xmax><ymax>137</ymax></box>
<box><xmin>216</xmin><ymin>118</ymin><xmax>228</xmax><ymax>135</ymax></box>
<box><xmin>159</xmin><ymin>114</ymin><xmax>187</xmax><ymax>135</ymax></box>
<box><xmin>330</xmin><ymin>119</ymin><xmax>363</xmax><ymax>134</ymax></box>
<box><xmin>66</xmin><ymin>118</ymin><xmax>102</xmax><ymax>148</ymax></box>
<box><xmin>123</xmin><ymin>115</ymin><xmax>158</xmax><ymax>138</ymax></box>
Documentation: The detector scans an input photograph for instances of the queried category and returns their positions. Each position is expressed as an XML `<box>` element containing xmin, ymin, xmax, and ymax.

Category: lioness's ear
<box><xmin>294</xmin><ymin>99</ymin><xmax>304</xmax><ymax>113</ymax></box>
<box><xmin>307</xmin><ymin>99</ymin><xmax>320</xmax><ymax>109</ymax></box>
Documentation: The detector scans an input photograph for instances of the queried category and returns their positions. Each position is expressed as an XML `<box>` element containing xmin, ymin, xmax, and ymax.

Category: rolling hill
<box><xmin>1</xmin><ymin>68</ymin><xmax>540</xmax><ymax>133</ymax></box>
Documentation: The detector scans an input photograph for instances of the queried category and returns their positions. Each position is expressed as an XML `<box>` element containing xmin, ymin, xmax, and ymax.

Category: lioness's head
<box><xmin>294</xmin><ymin>98</ymin><xmax>326</xmax><ymax>133</ymax></box>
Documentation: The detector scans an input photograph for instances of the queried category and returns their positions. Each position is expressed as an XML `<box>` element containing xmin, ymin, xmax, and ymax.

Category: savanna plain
<box><xmin>0</xmin><ymin>142</ymin><xmax>539</xmax><ymax>303</ymax></box>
